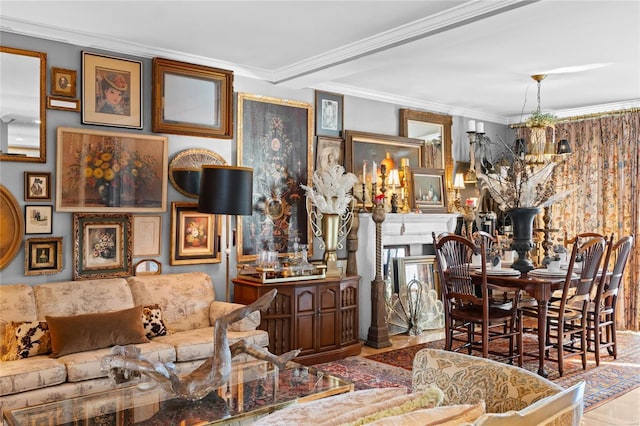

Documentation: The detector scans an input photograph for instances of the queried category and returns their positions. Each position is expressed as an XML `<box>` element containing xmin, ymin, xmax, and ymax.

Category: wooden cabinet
<box><xmin>233</xmin><ymin>275</ymin><xmax>361</xmax><ymax>365</ymax></box>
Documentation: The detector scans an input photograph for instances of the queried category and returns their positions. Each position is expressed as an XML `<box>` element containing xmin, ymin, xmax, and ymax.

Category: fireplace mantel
<box><xmin>354</xmin><ymin>212</ymin><xmax>458</xmax><ymax>340</ymax></box>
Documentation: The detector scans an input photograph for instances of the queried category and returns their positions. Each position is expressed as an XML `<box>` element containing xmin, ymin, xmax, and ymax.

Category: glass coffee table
<box><xmin>4</xmin><ymin>361</ymin><xmax>353</xmax><ymax>425</ymax></box>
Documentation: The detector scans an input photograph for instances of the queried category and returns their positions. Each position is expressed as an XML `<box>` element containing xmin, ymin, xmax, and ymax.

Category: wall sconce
<box><xmin>556</xmin><ymin>139</ymin><xmax>572</xmax><ymax>156</ymax></box>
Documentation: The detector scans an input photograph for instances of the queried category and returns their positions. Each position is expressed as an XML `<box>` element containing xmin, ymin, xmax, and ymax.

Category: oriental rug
<box><xmin>314</xmin><ymin>331</ymin><xmax>640</xmax><ymax>412</ymax></box>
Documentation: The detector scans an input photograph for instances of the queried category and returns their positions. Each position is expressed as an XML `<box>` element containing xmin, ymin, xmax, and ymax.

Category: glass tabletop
<box><xmin>4</xmin><ymin>361</ymin><xmax>353</xmax><ymax>426</ymax></box>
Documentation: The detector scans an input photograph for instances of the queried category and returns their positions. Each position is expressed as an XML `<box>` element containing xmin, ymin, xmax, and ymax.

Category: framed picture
<box><xmin>394</xmin><ymin>255</ymin><xmax>440</xmax><ymax>296</ymax></box>
<box><xmin>152</xmin><ymin>57</ymin><xmax>233</xmax><ymax>139</ymax></box>
<box><xmin>82</xmin><ymin>51</ymin><xmax>143</xmax><ymax>129</ymax></box>
<box><xmin>47</xmin><ymin>96</ymin><xmax>81</xmax><ymax>112</ymax></box>
<box><xmin>170</xmin><ymin>202</ymin><xmax>221</xmax><ymax>265</ymax></box>
<box><xmin>24</xmin><ymin>237</ymin><xmax>63</xmax><ymax>276</ymax></box>
<box><xmin>132</xmin><ymin>215</ymin><xmax>161</xmax><ymax>257</ymax></box>
<box><xmin>50</xmin><ymin>67</ymin><xmax>77</xmax><ymax>98</ymax></box>
<box><xmin>411</xmin><ymin>168</ymin><xmax>447</xmax><ymax>213</ymax></box>
<box><xmin>315</xmin><ymin>90</ymin><xmax>343</xmax><ymax>137</ymax></box>
<box><xmin>237</xmin><ymin>93</ymin><xmax>313</xmax><ymax>262</ymax></box>
<box><xmin>24</xmin><ymin>171</ymin><xmax>51</xmax><ymax>201</ymax></box>
<box><xmin>345</xmin><ymin>130</ymin><xmax>423</xmax><ymax>207</ymax></box>
<box><xmin>25</xmin><ymin>205</ymin><xmax>53</xmax><ymax>234</ymax></box>
<box><xmin>315</xmin><ymin>136</ymin><xmax>344</xmax><ymax>172</ymax></box>
<box><xmin>56</xmin><ymin>127</ymin><xmax>168</xmax><ymax>212</ymax></box>
<box><xmin>73</xmin><ymin>213</ymin><xmax>133</xmax><ymax>280</ymax></box>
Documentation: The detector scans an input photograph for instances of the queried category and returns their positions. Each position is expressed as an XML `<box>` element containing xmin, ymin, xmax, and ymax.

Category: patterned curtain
<box><xmin>550</xmin><ymin>111</ymin><xmax>640</xmax><ymax>330</ymax></box>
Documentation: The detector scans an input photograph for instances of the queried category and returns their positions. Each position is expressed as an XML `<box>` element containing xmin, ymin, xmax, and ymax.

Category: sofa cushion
<box><xmin>252</xmin><ymin>388</ymin><xmax>409</xmax><ymax>426</ymax></box>
<box><xmin>1</xmin><ymin>320</ymin><xmax>51</xmax><ymax>361</ymax></box>
<box><xmin>0</xmin><ymin>356</ymin><xmax>66</xmax><ymax>396</ymax></box>
<box><xmin>0</xmin><ymin>284</ymin><xmax>38</xmax><ymax>358</ymax></box>
<box><xmin>142</xmin><ymin>304</ymin><xmax>167</xmax><ymax>338</ymax></box>
<box><xmin>60</xmin><ymin>341</ymin><xmax>176</xmax><ymax>382</ymax></box>
<box><xmin>152</xmin><ymin>327</ymin><xmax>269</xmax><ymax>362</ymax></box>
<box><xmin>33</xmin><ymin>278</ymin><xmax>134</xmax><ymax>318</ymax></box>
<box><xmin>210</xmin><ymin>301</ymin><xmax>261</xmax><ymax>332</ymax></box>
<box><xmin>127</xmin><ymin>272</ymin><xmax>214</xmax><ymax>332</ymax></box>
<box><xmin>46</xmin><ymin>306</ymin><xmax>149</xmax><ymax>357</ymax></box>
<box><xmin>366</xmin><ymin>402</ymin><xmax>486</xmax><ymax>426</ymax></box>
<box><xmin>473</xmin><ymin>382</ymin><xmax>585</xmax><ymax>426</ymax></box>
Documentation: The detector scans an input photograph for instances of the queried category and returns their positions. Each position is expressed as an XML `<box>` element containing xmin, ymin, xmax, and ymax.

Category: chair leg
<box><xmin>580</xmin><ymin>328</ymin><xmax>588</xmax><ymax>370</ymax></box>
<box><xmin>609</xmin><ymin>321</ymin><xmax>618</xmax><ymax>358</ymax></box>
<box><xmin>593</xmin><ymin>315</ymin><xmax>601</xmax><ymax>366</ymax></box>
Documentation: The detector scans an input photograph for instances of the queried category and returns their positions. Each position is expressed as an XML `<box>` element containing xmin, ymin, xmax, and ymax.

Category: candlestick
<box><xmin>476</xmin><ymin>121</ymin><xmax>485</xmax><ymax>134</ymax></box>
<box><xmin>360</xmin><ymin>182</ymin><xmax>367</xmax><ymax>212</ymax></box>
<box><xmin>362</xmin><ymin>161</ymin><xmax>366</xmax><ymax>182</ymax></box>
<box><xmin>371</xmin><ymin>161</ymin><xmax>377</xmax><ymax>183</ymax></box>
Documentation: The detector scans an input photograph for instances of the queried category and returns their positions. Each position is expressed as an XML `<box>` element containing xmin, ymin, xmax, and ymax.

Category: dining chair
<box><xmin>433</xmin><ymin>233</ymin><xmax>523</xmax><ymax>366</ymax></box>
<box><xmin>586</xmin><ymin>235</ymin><xmax>634</xmax><ymax>365</ymax></box>
<box><xmin>564</xmin><ymin>231</ymin><xmax>606</xmax><ymax>248</ymax></box>
<box><xmin>521</xmin><ymin>235</ymin><xmax>606</xmax><ymax>376</ymax></box>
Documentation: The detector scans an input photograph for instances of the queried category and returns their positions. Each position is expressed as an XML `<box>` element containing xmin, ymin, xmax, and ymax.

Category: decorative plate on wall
<box><xmin>0</xmin><ymin>185</ymin><xmax>24</xmax><ymax>270</ymax></box>
<box><xmin>168</xmin><ymin>149</ymin><xmax>226</xmax><ymax>198</ymax></box>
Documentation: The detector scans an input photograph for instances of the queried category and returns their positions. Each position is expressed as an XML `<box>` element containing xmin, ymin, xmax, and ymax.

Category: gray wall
<box><xmin>1</xmin><ymin>32</ymin><xmax>507</xmax><ymax>336</ymax></box>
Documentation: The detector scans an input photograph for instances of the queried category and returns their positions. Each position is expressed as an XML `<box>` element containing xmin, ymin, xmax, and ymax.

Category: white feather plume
<box><xmin>300</xmin><ymin>165</ymin><xmax>358</xmax><ymax>214</ymax></box>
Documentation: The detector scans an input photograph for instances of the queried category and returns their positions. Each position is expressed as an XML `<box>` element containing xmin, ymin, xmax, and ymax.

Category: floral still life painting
<box><xmin>56</xmin><ymin>127</ymin><xmax>168</xmax><ymax>212</ymax></box>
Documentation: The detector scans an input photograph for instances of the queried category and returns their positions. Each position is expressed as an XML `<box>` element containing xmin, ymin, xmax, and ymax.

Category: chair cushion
<box><xmin>367</xmin><ymin>402</ymin><xmax>485</xmax><ymax>426</ymax></box>
<box><xmin>46</xmin><ymin>306</ymin><xmax>149</xmax><ymax>357</ymax></box>
<box><xmin>0</xmin><ymin>356</ymin><xmax>66</xmax><ymax>396</ymax></box>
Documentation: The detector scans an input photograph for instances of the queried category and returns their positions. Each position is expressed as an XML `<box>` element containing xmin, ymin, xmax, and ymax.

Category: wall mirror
<box><xmin>152</xmin><ymin>57</ymin><xmax>233</xmax><ymax>139</ymax></box>
<box><xmin>0</xmin><ymin>46</ymin><xmax>47</xmax><ymax>162</ymax></box>
<box><xmin>134</xmin><ymin>259</ymin><xmax>162</xmax><ymax>275</ymax></box>
<box><xmin>399</xmin><ymin>109</ymin><xmax>452</xmax><ymax>188</ymax></box>
<box><xmin>169</xmin><ymin>148</ymin><xmax>226</xmax><ymax>198</ymax></box>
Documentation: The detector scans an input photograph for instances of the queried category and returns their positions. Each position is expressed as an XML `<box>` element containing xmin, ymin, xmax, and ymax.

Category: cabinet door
<box><xmin>340</xmin><ymin>278</ymin><xmax>359</xmax><ymax>345</ymax></box>
<box><xmin>317</xmin><ymin>283</ymin><xmax>339</xmax><ymax>351</ymax></box>
<box><xmin>294</xmin><ymin>286</ymin><xmax>317</xmax><ymax>355</ymax></box>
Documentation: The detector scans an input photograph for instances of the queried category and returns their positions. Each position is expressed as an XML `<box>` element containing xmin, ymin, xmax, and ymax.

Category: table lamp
<box><xmin>453</xmin><ymin>172</ymin><xmax>465</xmax><ymax>208</ymax></box>
<box><xmin>198</xmin><ymin>165</ymin><xmax>253</xmax><ymax>302</ymax></box>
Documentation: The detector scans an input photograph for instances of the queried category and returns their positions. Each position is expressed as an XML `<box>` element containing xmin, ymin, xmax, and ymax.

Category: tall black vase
<box><xmin>507</xmin><ymin>207</ymin><xmax>540</xmax><ymax>273</ymax></box>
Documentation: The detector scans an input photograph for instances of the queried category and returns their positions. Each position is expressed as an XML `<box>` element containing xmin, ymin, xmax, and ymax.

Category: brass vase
<box><xmin>322</xmin><ymin>213</ymin><xmax>340</xmax><ymax>277</ymax></box>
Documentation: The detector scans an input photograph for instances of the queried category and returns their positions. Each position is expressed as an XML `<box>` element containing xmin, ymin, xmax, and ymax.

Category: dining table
<box><xmin>477</xmin><ymin>270</ymin><xmax>570</xmax><ymax>377</ymax></box>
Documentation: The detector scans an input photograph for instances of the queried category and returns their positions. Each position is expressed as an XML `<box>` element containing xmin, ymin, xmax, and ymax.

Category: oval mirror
<box><xmin>0</xmin><ymin>46</ymin><xmax>47</xmax><ymax>162</ymax></box>
<box><xmin>169</xmin><ymin>149</ymin><xmax>226</xmax><ymax>198</ymax></box>
<box><xmin>134</xmin><ymin>259</ymin><xmax>162</xmax><ymax>275</ymax></box>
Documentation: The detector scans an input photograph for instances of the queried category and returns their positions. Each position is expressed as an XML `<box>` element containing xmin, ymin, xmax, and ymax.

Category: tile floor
<box><xmin>360</xmin><ymin>330</ymin><xmax>640</xmax><ymax>425</ymax></box>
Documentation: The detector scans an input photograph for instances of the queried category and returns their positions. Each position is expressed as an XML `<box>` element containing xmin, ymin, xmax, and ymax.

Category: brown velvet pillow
<box><xmin>46</xmin><ymin>306</ymin><xmax>149</xmax><ymax>358</ymax></box>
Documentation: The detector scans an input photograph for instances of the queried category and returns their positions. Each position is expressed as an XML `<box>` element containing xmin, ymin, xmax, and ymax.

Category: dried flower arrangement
<box><xmin>300</xmin><ymin>165</ymin><xmax>358</xmax><ymax>215</ymax></box>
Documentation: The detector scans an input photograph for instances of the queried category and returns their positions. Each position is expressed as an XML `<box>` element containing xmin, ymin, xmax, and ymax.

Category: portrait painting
<box><xmin>314</xmin><ymin>91</ymin><xmax>343</xmax><ymax>137</ymax></box>
<box><xmin>24</xmin><ymin>237</ymin><xmax>63</xmax><ymax>276</ymax></box>
<box><xmin>315</xmin><ymin>136</ymin><xmax>344</xmax><ymax>172</ymax></box>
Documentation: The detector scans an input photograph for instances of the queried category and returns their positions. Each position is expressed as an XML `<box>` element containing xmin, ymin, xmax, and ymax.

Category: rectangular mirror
<box><xmin>0</xmin><ymin>46</ymin><xmax>46</xmax><ymax>162</ymax></box>
<box><xmin>152</xmin><ymin>57</ymin><xmax>233</xmax><ymax>139</ymax></box>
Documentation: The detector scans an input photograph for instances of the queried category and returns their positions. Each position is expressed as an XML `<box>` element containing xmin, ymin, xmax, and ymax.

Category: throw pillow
<box><xmin>1</xmin><ymin>320</ymin><xmax>51</xmax><ymax>361</ymax></box>
<box><xmin>142</xmin><ymin>304</ymin><xmax>167</xmax><ymax>339</ymax></box>
<box><xmin>46</xmin><ymin>306</ymin><xmax>149</xmax><ymax>357</ymax></box>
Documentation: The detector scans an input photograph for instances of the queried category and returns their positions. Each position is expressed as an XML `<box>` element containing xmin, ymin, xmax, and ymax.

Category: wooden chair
<box><xmin>521</xmin><ymin>235</ymin><xmax>606</xmax><ymax>376</ymax></box>
<box><xmin>586</xmin><ymin>235</ymin><xmax>633</xmax><ymax>365</ymax></box>
<box><xmin>564</xmin><ymin>231</ymin><xmax>606</xmax><ymax>248</ymax></box>
<box><xmin>433</xmin><ymin>233</ymin><xmax>523</xmax><ymax>366</ymax></box>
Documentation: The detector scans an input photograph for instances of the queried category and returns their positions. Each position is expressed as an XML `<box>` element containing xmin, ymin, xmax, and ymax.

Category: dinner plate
<box><xmin>484</xmin><ymin>268</ymin><xmax>522</xmax><ymax>276</ymax></box>
<box><xmin>528</xmin><ymin>269</ymin><xmax>578</xmax><ymax>279</ymax></box>
<box><xmin>561</xmin><ymin>264</ymin><xmax>583</xmax><ymax>273</ymax></box>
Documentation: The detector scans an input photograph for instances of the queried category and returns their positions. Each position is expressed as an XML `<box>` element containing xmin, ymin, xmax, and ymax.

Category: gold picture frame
<box><xmin>56</xmin><ymin>127</ymin><xmax>168</xmax><ymax>212</ymax></box>
<box><xmin>82</xmin><ymin>51</ymin><xmax>143</xmax><ymax>129</ymax></box>
<box><xmin>50</xmin><ymin>67</ymin><xmax>77</xmax><ymax>98</ymax></box>
<box><xmin>170</xmin><ymin>202</ymin><xmax>221</xmax><ymax>265</ymax></box>
<box><xmin>73</xmin><ymin>213</ymin><xmax>133</xmax><ymax>280</ymax></box>
<box><xmin>25</xmin><ymin>237</ymin><xmax>63</xmax><ymax>276</ymax></box>
<box><xmin>236</xmin><ymin>93</ymin><xmax>313</xmax><ymax>263</ymax></box>
<box><xmin>152</xmin><ymin>57</ymin><xmax>234</xmax><ymax>139</ymax></box>
<box><xmin>411</xmin><ymin>168</ymin><xmax>447</xmax><ymax>213</ymax></box>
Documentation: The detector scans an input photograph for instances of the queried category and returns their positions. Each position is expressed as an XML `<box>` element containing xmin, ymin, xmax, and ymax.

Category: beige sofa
<box><xmin>254</xmin><ymin>348</ymin><xmax>584</xmax><ymax>426</ymax></box>
<box><xmin>0</xmin><ymin>272</ymin><xmax>268</xmax><ymax>414</ymax></box>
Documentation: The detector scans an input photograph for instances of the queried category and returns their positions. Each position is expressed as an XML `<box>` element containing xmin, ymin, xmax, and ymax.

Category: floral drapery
<box><xmin>525</xmin><ymin>111</ymin><xmax>639</xmax><ymax>330</ymax></box>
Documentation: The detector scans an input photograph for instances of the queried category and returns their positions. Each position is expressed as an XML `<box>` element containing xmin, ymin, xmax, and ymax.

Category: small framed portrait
<box><xmin>25</xmin><ymin>237</ymin><xmax>63</xmax><ymax>276</ymax></box>
<box><xmin>25</xmin><ymin>205</ymin><xmax>53</xmax><ymax>234</ymax></box>
<box><xmin>315</xmin><ymin>90</ymin><xmax>343</xmax><ymax>137</ymax></box>
<box><xmin>315</xmin><ymin>136</ymin><xmax>344</xmax><ymax>172</ymax></box>
<box><xmin>73</xmin><ymin>213</ymin><xmax>133</xmax><ymax>280</ymax></box>
<box><xmin>411</xmin><ymin>168</ymin><xmax>447</xmax><ymax>213</ymax></box>
<box><xmin>170</xmin><ymin>202</ymin><xmax>221</xmax><ymax>265</ymax></box>
<box><xmin>50</xmin><ymin>67</ymin><xmax>77</xmax><ymax>98</ymax></box>
<box><xmin>24</xmin><ymin>172</ymin><xmax>51</xmax><ymax>201</ymax></box>
<box><xmin>82</xmin><ymin>51</ymin><xmax>143</xmax><ymax>129</ymax></box>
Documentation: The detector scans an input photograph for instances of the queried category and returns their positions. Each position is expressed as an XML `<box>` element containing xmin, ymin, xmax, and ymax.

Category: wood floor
<box><xmin>359</xmin><ymin>329</ymin><xmax>639</xmax><ymax>425</ymax></box>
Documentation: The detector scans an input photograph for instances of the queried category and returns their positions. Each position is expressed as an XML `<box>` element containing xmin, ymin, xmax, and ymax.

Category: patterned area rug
<box><xmin>315</xmin><ymin>331</ymin><xmax>640</xmax><ymax>412</ymax></box>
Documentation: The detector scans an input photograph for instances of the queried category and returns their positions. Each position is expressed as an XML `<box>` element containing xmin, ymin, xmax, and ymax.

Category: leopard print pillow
<box><xmin>142</xmin><ymin>304</ymin><xmax>167</xmax><ymax>339</ymax></box>
<box><xmin>1</xmin><ymin>320</ymin><xmax>52</xmax><ymax>361</ymax></box>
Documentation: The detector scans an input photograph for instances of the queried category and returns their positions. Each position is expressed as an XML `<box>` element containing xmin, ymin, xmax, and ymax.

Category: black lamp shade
<box><xmin>557</xmin><ymin>139</ymin><xmax>572</xmax><ymax>155</ymax></box>
<box><xmin>198</xmin><ymin>165</ymin><xmax>253</xmax><ymax>215</ymax></box>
